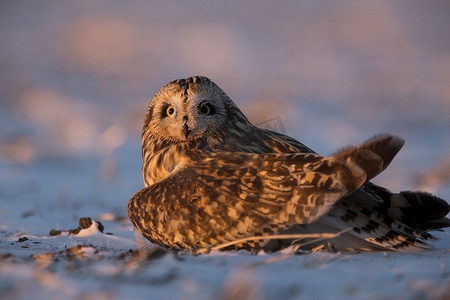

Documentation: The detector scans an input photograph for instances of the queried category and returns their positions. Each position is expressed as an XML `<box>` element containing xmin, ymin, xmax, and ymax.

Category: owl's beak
<box><xmin>183</xmin><ymin>123</ymin><xmax>191</xmax><ymax>139</ymax></box>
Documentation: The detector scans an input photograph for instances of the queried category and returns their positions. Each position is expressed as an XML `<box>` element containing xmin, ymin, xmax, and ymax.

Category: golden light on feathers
<box><xmin>128</xmin><ymin>76</ymin><xmax>449</xmax><ymax>252</ymax></box>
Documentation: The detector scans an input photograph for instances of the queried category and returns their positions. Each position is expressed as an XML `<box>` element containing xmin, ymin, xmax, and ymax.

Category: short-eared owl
<box><xmin>128</xmin><ymin>76</ymin><xmax>449</xmax><ymax>252</ymax></box>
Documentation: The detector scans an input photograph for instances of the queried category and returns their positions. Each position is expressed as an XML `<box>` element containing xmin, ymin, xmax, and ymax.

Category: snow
<box><xmin>1</xmin><ymin>226</ymin><xmax>450</xmax><ymax>299</ymax></box>
<box><xmin>1</xmin><ymin>1</ymin><xmax>450</xmax><ymax>299</ymax></box>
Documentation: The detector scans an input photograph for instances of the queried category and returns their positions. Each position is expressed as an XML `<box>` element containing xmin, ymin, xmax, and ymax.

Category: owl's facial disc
<box><xmin>153</xmin><ymin>94</ymin><xmax>224</xmax><ymax>142</ymax></box>
<box><xmin>180</xmin><ymin>99</ymin><xmax>218</xmax><ymax>141</ymax></box>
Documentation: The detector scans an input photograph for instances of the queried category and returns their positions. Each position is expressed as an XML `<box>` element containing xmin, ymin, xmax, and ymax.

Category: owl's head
<box><xmin>143</xmin><ymin>76</ymin><xmax>250</xmax><ymax>142</ymax></box>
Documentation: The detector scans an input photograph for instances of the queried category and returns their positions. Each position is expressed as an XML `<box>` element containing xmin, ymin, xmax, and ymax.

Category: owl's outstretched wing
<box><xmin>128</xmin><ymin>134</ymin><xmax>404</xmax><ymax>251</ymax></box>
<box><xmin>261</xmin><ymin>132</ymin><xmax>449</xmax><ymax>251</ymax></box>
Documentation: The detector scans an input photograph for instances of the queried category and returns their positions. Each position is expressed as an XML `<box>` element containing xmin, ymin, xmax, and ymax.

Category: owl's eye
<box><xmin>166</xmin><ymin>106</ymin><xmax>175</xmax><ymax>117</ymax></box>
<box><xmin>198</xmin><ymin>103</ymin><xmax>215</xmax><ymax>116</ymax></box>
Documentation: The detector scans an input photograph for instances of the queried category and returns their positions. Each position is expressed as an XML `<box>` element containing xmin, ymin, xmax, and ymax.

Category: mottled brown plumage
<box><xmin>128</xmin><ymin>76</ymin><xmax>450</xmax><ymax>252</ymax></box>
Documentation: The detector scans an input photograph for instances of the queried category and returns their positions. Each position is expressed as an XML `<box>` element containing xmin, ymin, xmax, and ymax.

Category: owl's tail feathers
<box><xmin>333</xmin><ymin>134</ymin><xmax>405</xmax><ymax>183</ymax></box>
<box><xmin>387</xmin><ymin>191</ymin><xmax>450</xmax><ymax>231</ymax></box>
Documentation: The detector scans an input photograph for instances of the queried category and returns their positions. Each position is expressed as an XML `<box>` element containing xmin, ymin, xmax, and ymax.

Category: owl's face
<box><xmin>145</xmin><ymin>77</ymin><xmax>233</xmax><ymax>142</ymax></box>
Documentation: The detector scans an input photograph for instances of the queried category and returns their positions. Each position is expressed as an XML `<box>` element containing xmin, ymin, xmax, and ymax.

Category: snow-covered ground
<box><xmin>1</xmin><ymin>147</ymin><xmax>449</xmax><ymax>300</ymax></box>
<box><xmin>1</xmin><ymin>1</ymin><xmax>450</xmax><ymax>299</ymax></box>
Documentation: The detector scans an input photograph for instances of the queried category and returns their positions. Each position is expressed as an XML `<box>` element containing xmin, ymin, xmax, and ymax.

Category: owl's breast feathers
<box><xmin>140</xmin><ymin>125</ymin><xmax>302</xmax><ymax>186</ymax></box>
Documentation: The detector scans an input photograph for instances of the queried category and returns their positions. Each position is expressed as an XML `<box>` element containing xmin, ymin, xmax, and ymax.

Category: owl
<box><xmin>128</xmin><ymin>76</ymin><xmax>450</xmax><ymax>253</ymax></box>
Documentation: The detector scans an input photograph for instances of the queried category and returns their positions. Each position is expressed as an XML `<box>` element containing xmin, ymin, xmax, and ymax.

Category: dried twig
<box><xmin>195</xmin><ymin>228</ymin><xmax>352</xmax><ymax>254</ymax></box>
<box><xmin>291</xmin><ymin>228</ymin><xmax>352</xmax><ymax>253</ymax></box>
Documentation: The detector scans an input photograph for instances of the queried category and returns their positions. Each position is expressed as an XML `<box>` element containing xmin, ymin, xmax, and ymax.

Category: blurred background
<box><xmin>0</xmin><ymin>0</ymin><xmax>449</xmax><ymax>226</ymax></box>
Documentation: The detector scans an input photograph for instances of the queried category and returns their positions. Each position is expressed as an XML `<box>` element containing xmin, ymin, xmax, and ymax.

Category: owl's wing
<box><xmin>128</xmin><ymin>134</ymin><xmax>404</xmax><ymax>251</ymax></box>
<box><xmin>261</xmin><ymin>129</ymin><xmax>316</xmax><ymax>154</ymax></box>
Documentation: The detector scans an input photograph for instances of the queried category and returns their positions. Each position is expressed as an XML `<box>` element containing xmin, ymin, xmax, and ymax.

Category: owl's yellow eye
<box><xmin>166</xmin><ymin>106</ymin><xmax>175</xmax><ymax>117</ymax></box>
<box><xmin>198</xmin><ymin>104</ymin><xmax>212</xmax><ymax>115</ymax></box>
